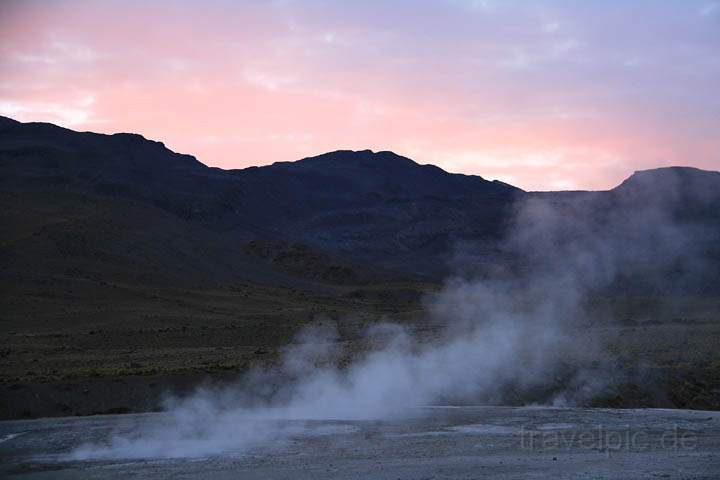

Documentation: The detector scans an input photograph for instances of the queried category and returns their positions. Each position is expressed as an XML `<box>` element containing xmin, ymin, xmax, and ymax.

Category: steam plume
<box><xmin>72</xmin><ymin>175</ymin><xmax>708</xmax><ymax>459</ymax></box>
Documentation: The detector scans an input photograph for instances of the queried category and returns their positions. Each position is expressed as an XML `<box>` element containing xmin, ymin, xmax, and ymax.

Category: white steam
<box><xmin>71</xmin><ymin>179</ymin><xmax>707</xmax><ymax>460</ymax></box>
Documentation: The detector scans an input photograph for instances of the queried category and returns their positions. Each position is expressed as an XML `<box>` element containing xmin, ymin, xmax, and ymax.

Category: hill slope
<box><xmin>2</xmin><ymin>116</ymin><xmax>720</xmax><ymax>418</ymax></box>
<box><xmin>0</xmin><ymin>117</ymin><xmax>525</xmax><ymax>279</ymax></box>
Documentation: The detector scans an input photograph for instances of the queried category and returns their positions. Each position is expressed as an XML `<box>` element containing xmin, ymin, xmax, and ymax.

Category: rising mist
<box><xmin>72</xmin><ymin>171</ymin><xmax>712</xmax><ymax>459</ymax></box>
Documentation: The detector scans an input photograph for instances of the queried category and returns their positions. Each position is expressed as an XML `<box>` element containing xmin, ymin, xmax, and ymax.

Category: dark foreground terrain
<box><xmin>2</xmin><ymin>291</ymin><xmax>720</xmax><ymax>419</ymax></box>
<box><xmin>1</xmin><ymin>407</ymin><xmax>719</xmax><ymax>479</ymax></box>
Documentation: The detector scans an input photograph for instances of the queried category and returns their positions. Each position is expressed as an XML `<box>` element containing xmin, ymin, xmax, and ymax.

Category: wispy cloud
<box><xmin>0</xmin><ymin>0</ymin><xmax>717</xmax><ymax>189</ymax></box>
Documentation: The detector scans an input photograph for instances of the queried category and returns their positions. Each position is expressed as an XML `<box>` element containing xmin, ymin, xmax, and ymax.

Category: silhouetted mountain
<box><xmin>0</xmin><ymin>118</ymin><xmax>524</xmax><ymax>280</ymax></box>
<box><xmin>1</xmin><ymin>116</ymin><xmax>719</xmax><ymax>289</ymax></box>
<box><xmin>613</xmin><ymin>167</ymin><xmax>720</xmax><ymax>221</ymax></box>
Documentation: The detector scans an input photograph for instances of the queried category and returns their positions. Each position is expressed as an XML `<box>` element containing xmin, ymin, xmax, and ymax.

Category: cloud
<box><xmin>542</xmin><ymin>21</ymin><xmax>561</xmax><ymax>33</ymax></box>
<box><xmin>699</xmin><ymin>3</ymin><xmax>718</xmax><ymax>16</ymax></box>
<box><xmin>0</xmin><ymin>0</ymin><xmax>717</xmax><ymax>190</ymax></box>
<box><xmin>10</xmin><ymin>39</ymin><xmax>100</xmax><ymax>66</ymax></box>
<box><xmin>0</xmin><ymin>96</ymin><xmax>96</xmax><ymax>126</ymax></box>
<box><xmin>243</xmin><ymin>69</ymin><xmax>296</xmax><ymax>91</ymax></box>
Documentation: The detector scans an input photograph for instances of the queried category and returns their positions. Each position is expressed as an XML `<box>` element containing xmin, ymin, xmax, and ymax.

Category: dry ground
<box><xmin>1</xmin><ymin>276</ymin><xmax>719</xmax><ymax>418</ymax></box>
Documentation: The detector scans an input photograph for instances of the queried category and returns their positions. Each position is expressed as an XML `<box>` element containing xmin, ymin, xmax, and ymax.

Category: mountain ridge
<box><xmin>2</xmin><ymin>115</ymin><xmax>719</xmax><ymax>282</ymax></box>
<box><xmin>3</xmin><ymin>116</ymin><xmax>717</xmax><ymax>193</ymax></box>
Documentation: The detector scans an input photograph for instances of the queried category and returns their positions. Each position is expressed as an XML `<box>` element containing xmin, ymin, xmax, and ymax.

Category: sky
<box><xmin>0</xmin><ymin>0</ymin><xmax>718</xmax><ymax>190</ymax></box>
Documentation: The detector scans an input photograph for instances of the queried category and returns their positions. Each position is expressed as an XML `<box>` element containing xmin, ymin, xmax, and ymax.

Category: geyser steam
<box><xmin>72</xmin><ymin>182</ymin><xmax>705</xmax><ymax>460</ymax></box>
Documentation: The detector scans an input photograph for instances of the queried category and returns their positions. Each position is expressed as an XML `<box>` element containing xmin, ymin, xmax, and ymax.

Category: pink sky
<box><xmin>1</xmin><ymin>0</ymin><xmax>718</xmax><ymax>190</ymax></box>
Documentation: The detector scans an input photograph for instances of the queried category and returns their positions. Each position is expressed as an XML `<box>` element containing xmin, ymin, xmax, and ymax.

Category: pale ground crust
<box><xmin>1</xmin><ymin>406</ymin><xmax>719</xmax><ymax>479</ymax></box>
